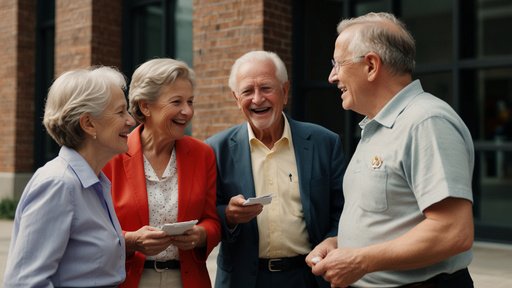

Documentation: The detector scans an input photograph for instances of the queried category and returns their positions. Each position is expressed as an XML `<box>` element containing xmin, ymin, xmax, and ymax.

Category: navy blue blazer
<box><xmin>206</xmin><ymin>115</ymin><xmax>346</xmax><ymax>288</ymax></box>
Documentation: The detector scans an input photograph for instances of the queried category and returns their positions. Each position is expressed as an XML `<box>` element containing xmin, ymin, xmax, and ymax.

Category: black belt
<box><xmin>57</xmin><ymin>286</ymin><xmax>117</xmax><ymax>288</ymax></box>
<box><xmin>144</xmin><ymin>260</ymin><xmax>180</xmax><ymax>270</ymax></box>
<box><xmin>258</xmin><ymin>255</ymin><xmax>307</xmax><ymax>272</ymax></box>
<box><xmin>399</xmin><ymin>268</ymin><xmax>473</xmax><ymax>288</ymax></box>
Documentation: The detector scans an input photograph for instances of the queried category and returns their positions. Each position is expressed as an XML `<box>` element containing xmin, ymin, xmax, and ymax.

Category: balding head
<box><xmin>336</xmin><ymin>12</ymin><xmax>416</xmax><ymax>75</ymax></box>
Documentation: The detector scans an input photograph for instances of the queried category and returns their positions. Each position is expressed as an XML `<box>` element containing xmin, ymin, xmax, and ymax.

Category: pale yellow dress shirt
<box><xmin>248</xmin><ymin>115</ymin><xmax>311</xmax><ymax>258</ymax></box>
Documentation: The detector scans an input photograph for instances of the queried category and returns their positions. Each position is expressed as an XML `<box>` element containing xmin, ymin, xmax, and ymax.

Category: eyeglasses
<box><xmin>331</xmin><ymin>56</ymin><xmax>365</xmax><ymax>73</ymax></box>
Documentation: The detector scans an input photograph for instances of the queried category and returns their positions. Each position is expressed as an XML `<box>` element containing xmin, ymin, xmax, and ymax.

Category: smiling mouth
<box><xmin>341</xmin><ymin>87</ymin><xmax>347</xmax><ymax>93</ymax></box>
<box><xmin>251</xmin><ymin>107</ymin><xmax>271</xmax><ymax>114</ymax></box>
<box><xmin>173</xmin><ymin>119</ymin><xmax>188</xmax><ymax>125</ymax></box>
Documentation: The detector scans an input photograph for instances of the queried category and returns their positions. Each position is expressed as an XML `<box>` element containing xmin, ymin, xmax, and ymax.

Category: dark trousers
<box><xmin>255</xmin><ymin>261</ymin><xmax>327</xmax><ymax>288</ymax></box>
<box><xmin>400</xmin><ymin>268</ymin><xmax>473</xmax><ymax>288</ymax></box>
<box><xmin>348</xmin><ymin>268</ymin><xmax>473</xmax><ymax>288</ymax></box>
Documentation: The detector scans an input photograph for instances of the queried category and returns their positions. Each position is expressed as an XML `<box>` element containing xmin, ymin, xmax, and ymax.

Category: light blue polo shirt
<box><xmin>339</xmin><ymin>80</ymin><xmax>474</xmax><ymax>287</ymax></box>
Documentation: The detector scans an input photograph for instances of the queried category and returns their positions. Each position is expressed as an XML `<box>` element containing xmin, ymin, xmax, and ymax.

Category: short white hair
<box><xmin>228</xmin><ymin>51</ymin><xmax>288</xmax><ymax>92</ymax></box>
<box><xmin>43</xmin><ymin>66</ymin><xmax>127</xmax><ymax>148</ymax></box>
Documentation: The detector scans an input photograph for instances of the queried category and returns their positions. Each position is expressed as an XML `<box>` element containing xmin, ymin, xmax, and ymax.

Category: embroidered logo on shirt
<box><xmin>371</xmin><ymin>156</ymin><xmax>383</xmax><ymax>169</ymax></box>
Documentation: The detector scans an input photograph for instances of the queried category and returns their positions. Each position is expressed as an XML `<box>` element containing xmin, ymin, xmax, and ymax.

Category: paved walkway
<box><xmin>1</xmin><ymin>219</ymin><xmax>511</xmax><ymax>286</ymax></box>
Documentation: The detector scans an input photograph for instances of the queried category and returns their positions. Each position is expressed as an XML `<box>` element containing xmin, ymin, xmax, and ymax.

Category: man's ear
<box><xmin>365</xmin><ymin>52</ymin><xmax>381</xmax><ymax>82</ymax></box>
<box><xmin>232</xmin><ymin>91</ymin><xmax>242</xmax><ymax>109</ymax></box>
<box><xmin>79</xmin><ymin>113</ymin><xmax>96</xmax><ymax>138</ymax></box>
<box><xmin>282</xmin><ymin>81</ymin><xmax>290</xmax><ymax>106</ymax></box>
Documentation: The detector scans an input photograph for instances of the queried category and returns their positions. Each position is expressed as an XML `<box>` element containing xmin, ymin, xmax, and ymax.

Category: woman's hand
<box><xmin>170</xmin><ymin>225</ymin><xmax>207</xmax><ymax>250</ymax></box>
<box><xmin>125</xmin><ymin>226</ymin><xmax>172</xmax><ymax>256</ymax></box>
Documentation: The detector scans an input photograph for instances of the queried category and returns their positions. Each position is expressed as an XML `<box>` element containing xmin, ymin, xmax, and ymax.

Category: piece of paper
<box><xmin>161</xmin><ymin>220</ymin><xmax>198</xmax><ymax>236</ymax></box>
<box><xmin>243</xmin><ymin>194</ymin><xmax>273</xmax><ymax>206</ymax></box>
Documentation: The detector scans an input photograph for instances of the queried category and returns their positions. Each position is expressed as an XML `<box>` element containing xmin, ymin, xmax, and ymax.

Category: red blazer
<box><xmin>103</xmin><ymin>125</ymin><xmax>221</xmax><ymax>288</ymax></box>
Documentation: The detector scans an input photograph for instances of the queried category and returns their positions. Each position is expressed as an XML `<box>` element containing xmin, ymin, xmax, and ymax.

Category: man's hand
<box><xmin>312</xmin><ymin>247</ymin><xmax>369</xmax><ymax>288</ymax></box>
<box><xmin>306</xmin><ymin>237</ymin><xmax>337</xmax><ymax>267</ymax></box>
<box><xmin>225</xmin><ymin>194</ymin><xmax>263</xmax><ymax>228</ymax></box>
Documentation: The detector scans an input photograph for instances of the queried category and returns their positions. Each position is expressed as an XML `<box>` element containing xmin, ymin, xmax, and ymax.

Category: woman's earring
<box><xmin>93</xmin><ymin>134</ymin><xmax>97</xmax><ymax>140</ymax></box>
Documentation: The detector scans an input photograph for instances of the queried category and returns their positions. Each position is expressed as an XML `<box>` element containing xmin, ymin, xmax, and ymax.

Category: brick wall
<box><xmin>16</xmin><ymin>0</ymin><xmax>36</xmax><ymax>172</ymax></box>
<box><xmin>0</xmin><ymin>0</ymin><xmax>17</xmax><ymax>173</ymax></box>
<box><xmin>0</xmin><ymin>0</ymin><xmax>36</xmax><ymax>173</ymax></box>
<box><xmin>55</xmin><ymin>0</ymin><xmax>121</xmax><ymax>76</ymax></box>
<box><xmin>192</xmin><ymin>0</ymin><xmax>293</xmax><ymax>140</ymax></box>
<box><xmin>91</xmin><ymin>0</ymin><xmax>122</xmax><ymax>69</ymax></box>
<box><xmin>55</xmin><ymin>0</ymin><xmax>93</xmax><ymax>75</ymax></box>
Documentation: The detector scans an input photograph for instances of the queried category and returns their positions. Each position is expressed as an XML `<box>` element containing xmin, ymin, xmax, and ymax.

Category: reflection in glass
<box><xmin>138</xmin><ymin>5</ymin><xmax>163</xmax><ymax>61</ymax></box>
<box><xmin>471</xmin><ymin>68</ymin><xmax>512</xmax><ymax>230</ymax></box>
<box><xmin>475</xmin><ymin>150</ymin><xmax>512</xmax><ymax>228</ymax></box>
<box><xmin>402</xmin><ymin>0</ymin><xmax>453</xmax><ymax>64</ymax></box>
<box><xmin>175</xmin><ymin>0</ymin><xmax>193</xmax><ymax>66</ymax></box>
<box><xmin>476</xmin><ymin>0</ymin><xmax>512</xmax><ymax>58</ymax></box>
<box><xmin>475</xmin><ymin>68</ymin><xmax>512</xmax><ymax>142</ymax></box>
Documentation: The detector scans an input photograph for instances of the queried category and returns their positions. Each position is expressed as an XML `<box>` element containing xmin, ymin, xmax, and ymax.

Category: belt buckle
<box><xmin>268</xmin><ymin>258</ymin><xmax>282</xmax><ymax>272</ymax></box>
<box><xmin>153</xmin><ymin>261</ymin><xmax>167</xmax><ymax>273</ymax></box>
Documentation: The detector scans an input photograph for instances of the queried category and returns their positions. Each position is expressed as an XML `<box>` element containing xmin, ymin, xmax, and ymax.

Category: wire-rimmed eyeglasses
<box><xmin>331</xmin><ymin>55</ymin><xmax>365</xmax><ymax>73</ymax></box>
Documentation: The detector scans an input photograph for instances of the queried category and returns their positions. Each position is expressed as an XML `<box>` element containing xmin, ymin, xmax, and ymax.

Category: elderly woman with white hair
<box><xmin>4</xmin><ymin>66</ymin><xmax>136</xmax><ymax>288</ymax></box>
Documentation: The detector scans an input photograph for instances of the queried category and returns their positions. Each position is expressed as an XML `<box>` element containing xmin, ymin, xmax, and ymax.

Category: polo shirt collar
<box><xmin>365</xmin><ymin>79</ymin><xmax>424</xmax><ymax>129</ymax></box>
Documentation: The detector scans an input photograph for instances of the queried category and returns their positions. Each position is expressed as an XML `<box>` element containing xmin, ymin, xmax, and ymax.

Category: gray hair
<box><xmin>128</xmin><ymin>58</ymin><xmax>195</xmax><ymax>123</ymax></box>
<box><xmin>228</xmin><ymin>51</ymin><xmax>288</xmax><ymax>92</ymax></box>
<box><xmin>43</xmin><ymin>66</ymin><xmax>127</xmax><ymax>149</ymax></box>
<box><xmin>337</xmin><ymin>12</ymin><xmax>416</xmax><ymax>75</ymax></box>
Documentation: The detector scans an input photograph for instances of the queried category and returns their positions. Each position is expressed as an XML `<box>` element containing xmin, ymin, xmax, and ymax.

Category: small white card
<box><xmin>243</xmin><ymin>194</ymin><xmax>273</xmax><ymax>206</ymax></box>
<box><xmin>161</xmin><ymin>220</ymin><xmax>198</xmax><ymax>236</ymax></box>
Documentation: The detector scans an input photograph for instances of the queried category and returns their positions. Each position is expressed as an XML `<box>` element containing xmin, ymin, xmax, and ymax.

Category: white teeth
<box><xmin>341</xmin><ymin>87</ymin><xmax>347</xmax><ymax>93</ymax></box>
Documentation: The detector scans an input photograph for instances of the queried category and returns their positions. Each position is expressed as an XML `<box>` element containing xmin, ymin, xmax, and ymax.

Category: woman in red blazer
<box><xmin>103</xmin><ymin>58</ymin><xmax>221</xmax><ymax>288</ymax></box>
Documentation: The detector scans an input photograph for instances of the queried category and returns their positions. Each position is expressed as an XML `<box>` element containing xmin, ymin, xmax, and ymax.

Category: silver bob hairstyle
<box><xmin>337</xmin><ymin>12</ymin><xmax>416</xmax><ymax>75</ymax></box>
<box><xmin>228</xmin><ymin>51</ymin><xmax>288</xmax><ymax>93</ymax></box>
<box><xmin>43</xmin><ymin>66</ymin><xmax>127</xmax><ymax>149</ymax></box>
<box><xmin>128</xmin><ymin>58</ymin><xmax>195</xmax><ymax>123</ymax></box>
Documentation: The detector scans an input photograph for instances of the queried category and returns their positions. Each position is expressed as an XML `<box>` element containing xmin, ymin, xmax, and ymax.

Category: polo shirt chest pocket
<box><xmin>353</xmin><ymin>161</ymin><xmax>388</xmax><ymax>212</ymax></box>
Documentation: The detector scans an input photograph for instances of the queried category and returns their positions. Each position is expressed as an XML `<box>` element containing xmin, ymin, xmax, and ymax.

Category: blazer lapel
<box><xmin>124</xmin><ymin>125</ymin><xmax>150</xmax><ymax>226</ymax></box>
<box><xmin>288</xmin><ymin>117</ymin><xmax>313</xmax><ymax>227</ymax></box>
<box><xmin>176</xmin><ymin>137</ymin><xmax>192</xmax><ymax>221</ymax></box>
<box><xmin>231</xmin><ymin>125</ymin><xmax>256</xmax><ymax>199</ymax></box>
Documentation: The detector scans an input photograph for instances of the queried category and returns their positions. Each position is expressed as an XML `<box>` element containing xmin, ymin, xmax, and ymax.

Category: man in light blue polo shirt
<box><xmin>306</xmin><ymin>12</ymin><xmax>475</xmax><ymax>287</ymax></box>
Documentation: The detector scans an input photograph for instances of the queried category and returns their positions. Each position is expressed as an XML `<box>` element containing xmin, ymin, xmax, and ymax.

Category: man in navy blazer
<box><xmin>206</xmin><ymin>51</ymin><xmax>346</xmax><ymax>288</ymax></box>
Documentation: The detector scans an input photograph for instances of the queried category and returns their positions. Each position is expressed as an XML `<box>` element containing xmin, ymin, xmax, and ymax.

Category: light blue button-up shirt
<box><xmin>4</xmin><ymin>146</ymin><xmax>125</xmax><ymax>288</ymax></box>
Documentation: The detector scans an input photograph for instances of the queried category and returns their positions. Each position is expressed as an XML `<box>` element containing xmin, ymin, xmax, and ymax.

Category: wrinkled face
<box><xmin>144</xmin><ymin>78</ymin><xmax>194</xmax><ymax>141</ymax></box>
<box><xmin>93</xmin><ymin>86</ymin><xmax>135</xmax><ymax>156</ymax></box>
<box><xmin>233</xmin><ymin>59</ymin><xmax>289</xmax><ymax>133</ymax></box>
<box><xmin>328</xmin><ymin>31</ymin><xmax>367</xmax><ymax>114</ymax></box>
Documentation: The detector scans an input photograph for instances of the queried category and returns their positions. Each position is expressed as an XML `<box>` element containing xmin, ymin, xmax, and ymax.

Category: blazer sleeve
<box><xmin>193</xmin><ymin>145</ymin><xmax>222</xmax><ymax>261</ymax></box>
<box><xmin>327</xmin><ymin>133</ymin><xmax>346</xmax><ymax>238</ymax></box>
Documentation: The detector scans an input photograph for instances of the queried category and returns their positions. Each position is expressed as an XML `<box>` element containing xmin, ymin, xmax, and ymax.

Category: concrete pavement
<box><xmin>1</xmin><ymin>219</ymin><xmax>511</xmax><ymax>286</ymax></box>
